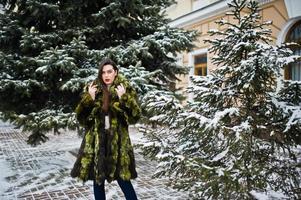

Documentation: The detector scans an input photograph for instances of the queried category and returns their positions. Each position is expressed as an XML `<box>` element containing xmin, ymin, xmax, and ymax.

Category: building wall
<box><xmin>165</xmin><ymin>0</ymin><xmax>193</xmax><ymax>20</ymax></box>
<box><xmin>169</xmin><ymin>0</ymin><xmax>300</xmax><ymax>90</ymax></box>
<box><xmin>166</xmin><ymin>0</ymin><xmax>222</xmax><ymax>20</ymax></box>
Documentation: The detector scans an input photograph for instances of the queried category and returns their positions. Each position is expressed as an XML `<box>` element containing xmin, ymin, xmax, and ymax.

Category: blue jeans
<box><xmin>93</xmin><ymin>179</ymin><xmax>138</xmax><ymax>200</ymax></box>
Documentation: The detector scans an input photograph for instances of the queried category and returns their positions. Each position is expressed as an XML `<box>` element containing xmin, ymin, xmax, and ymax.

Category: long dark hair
<box><xmin>97</xmin><ymin>58</ymin><xmax>119</xmax><ymax>83</ymax></box>
<box><xmin>97</xmin><ymin>58</ymin><xmax>118</xmax><ymax>113</ymax></box>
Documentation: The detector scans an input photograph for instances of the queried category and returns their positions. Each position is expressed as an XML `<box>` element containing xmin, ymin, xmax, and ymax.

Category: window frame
<box><xmin>194</xmin><ymin>54</ymin><xmax>208</xmax><ymax>76</ymax></box>
<box><xmin>284</xmin><ymin>20</ymin><xmax>301</xmax><ymax>81</ymax></box>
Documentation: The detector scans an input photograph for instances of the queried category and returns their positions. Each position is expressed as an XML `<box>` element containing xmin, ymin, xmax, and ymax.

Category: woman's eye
<box><xmin>102</xmin><ymin>70</ymin><xmax>114</xmax><ymax>75</ymax></box>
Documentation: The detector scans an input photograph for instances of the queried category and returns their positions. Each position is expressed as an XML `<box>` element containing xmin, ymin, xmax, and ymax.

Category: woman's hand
<box><xmin>115</xmin><ymin>84</ymin><xmax>126</xmax><ymax>99</ymax></box>
<box><xmin>88</xmin><ymin>82</ymin><xmax>97</xmax><ymax>100</ymax></box>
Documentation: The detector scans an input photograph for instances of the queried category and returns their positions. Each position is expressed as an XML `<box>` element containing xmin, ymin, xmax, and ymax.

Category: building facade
<box><xmin>166</xmin><ymin>0</ymin><xmax>301</xmax><ymax>89</ymax></box>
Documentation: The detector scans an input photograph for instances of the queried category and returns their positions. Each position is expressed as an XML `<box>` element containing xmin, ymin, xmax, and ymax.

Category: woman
<box><xmin>71</xmin><ymin>58</ymin><xmax>141</xmax><ymax>200</ymax></box>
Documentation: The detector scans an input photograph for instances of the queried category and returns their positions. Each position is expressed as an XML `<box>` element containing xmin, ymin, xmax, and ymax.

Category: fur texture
<box><xmin>71</xmin><ymin>75</ymin><xmax>141</xmax><ymax>184</ymax></box>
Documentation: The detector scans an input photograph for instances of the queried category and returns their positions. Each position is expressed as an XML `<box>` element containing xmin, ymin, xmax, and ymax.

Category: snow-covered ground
<box><xmin>0</xmin><ymin>126</ymin><xmax>188</xmax><ymax>200</ymax></box>
<box><xmin>0</xmin><ymin>120</ymin><xmax>13</xmax><ymax>127</ymax></box>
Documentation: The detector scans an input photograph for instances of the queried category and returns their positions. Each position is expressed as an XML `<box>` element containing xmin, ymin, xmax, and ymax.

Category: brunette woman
<box><xmin>71</xmin><ymin>58</ymin><xmax>141</xmax><ymax>200</ymax></box>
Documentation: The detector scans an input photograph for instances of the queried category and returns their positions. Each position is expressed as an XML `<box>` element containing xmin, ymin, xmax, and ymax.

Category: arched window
<box><xmin>285</xmin><ymin>21</ymin><xmax>301</xmax><ymax>81</ymax></box>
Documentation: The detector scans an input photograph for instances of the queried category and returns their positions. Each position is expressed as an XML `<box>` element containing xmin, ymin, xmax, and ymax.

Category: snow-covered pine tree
<box><xmin>0</xmin><ymin>0</ymin><xmax>197</xmax><ymax>145</ymax></box>
<box><xmin>276</xmin><ymin>80</ymin><xmax>301</xmax><ymax>144</ymax></box>
<box><xmin>140</xmin><ymin>0</ymin><xmax>301</xmax><ymax>199</ymax></box>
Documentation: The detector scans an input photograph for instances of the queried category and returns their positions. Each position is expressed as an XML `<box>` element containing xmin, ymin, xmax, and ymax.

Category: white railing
<box><xmin>258</xmin><ymin>0</ymin><xmax>274</xmax><ymax>5</ymax></box>
<box><xmin>193</xmin><ymin>0</ymin><xmax>221</xmax><ymax>11</ymax></box>
<box><xmin>193</xmin><ymin>0</ymin><xmax>274</xmax><ymax>11</ymax></box>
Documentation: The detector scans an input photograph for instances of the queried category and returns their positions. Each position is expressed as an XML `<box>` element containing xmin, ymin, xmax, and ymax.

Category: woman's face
<box><xmin>102</xmin><ymin>64</ymin><xmax>117</xmax><ymax>85</ymax></box>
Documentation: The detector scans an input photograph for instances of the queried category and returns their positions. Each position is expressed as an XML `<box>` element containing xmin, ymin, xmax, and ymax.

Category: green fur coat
<box><xmin>71</xmin><ymin>75</ymin><xmax>141</xmax><ymax>184</ymax></box>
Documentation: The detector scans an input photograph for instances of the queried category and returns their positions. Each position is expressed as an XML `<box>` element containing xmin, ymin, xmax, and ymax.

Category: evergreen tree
<box><xmin>0</xmin><ymin>0</ymin><xmax>197</xmax><ymax>145</ymax></box>
<box><xmin>140</xmin><ymin>0</ymin><xmax>301</xmax><ymax>199</ymax></box>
